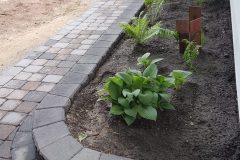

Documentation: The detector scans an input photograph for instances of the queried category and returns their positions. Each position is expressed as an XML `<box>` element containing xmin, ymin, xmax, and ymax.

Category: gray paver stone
<box><xmin>44</xmin><ymin>39</ymin><xmax>58</xmax><ymax>46</ymax></box>
<box><xmin>39</xmin><ymin>53</ymin><xmax>57</xmax><ymax>60</ymax></box>
<box><xmin>0</xmin><ymin>110</ymin><xmax>7</xmax><ymax>120</ymax></box>
<box><xmin>15</xmin><ymin>59</ymin><xmax>33</xmax><ymax>67</ymax></box>
<box><xmin>42</xmin><ymin>75</ymin><xmax>63</xmax><ymax>83</ymax></box>
<box><xmin>58</xmin><ymin>61</ymin><xmax>75</xmax><ymax>68</ymax></box>
<box><xmin>0</xmin><ymin>98</ymin><xmax>6</xmax><ymax>106</ymax></box>
<box><xmin>50</xmin><ymin>84</ymin><xmax>80</xmax><ymax>99</ymax></box>
<box><xmin>0</xmin><ymin>125</ymin><xmax>16</xmax><ymax>140</ymax></box>
<box><xmin>53</xmin><ymin>43</ymin><xmax>69</xmax><ymax>48</ymax></box>
<box><xmin>12</xmin><ymin>132</ymin><xmax>33</xmax><ymax>148</ymax></box>
<box><xmin>4</xmin><ymin>80</ymin><xmax>26</xmax><ymax>89</ymax></box>
<box><xmin>85</xmin><ymin>47</ymin><xmax>109</xmax><ymax>57</ymax></box>
<box><xmin>70</xmin><ymin>49</ymin><xmax>87</xmax><ymax>55</ymax></box>
<box><xmin>23</xmin><ymin>91</ymin><xmax>47</xmax><ymax>103</ymax></box>
<box><xmin>71</xmin><ymin>64</ymin><xmax>96</xmax><ymax>75</ymax></box>
<box><xmin>71</xmin><ymin>148</ymin><xmax>101</xmax><ymax>160</ymax></box>
<box><xmin>28</xmin><ymin>74</ymin><xmax>46</xmax><ymax>82</ymax></box>
<box><xmin>24</xmin><ymin>65</ymin><xmax>43</xmax><ymax>73</ymax></box>
<box><xmin>0</xmin><ymin>100</ymin><xmax>21</xmax><ymax>111</ymax></box>
<box><xmin>0</xmin><ymin>76</ymin><xmax>14</xmax><ymax>86</ymax></box>
<box><xmin>36</xmin><ymin>83</ymin><xmax>55</xmax><ymax>92</ymax></box>
<box><xmin>78</xmin><ymin>55</ymin><xmax>102</xmax><ymax>64</ymax></box>
<box><xmin>11</xmin><ymin>143</ymin><xmax>36</xmax><ymax>160</ymax></box>
<box><xmin>99</xmin><ymin>34</ymin><xmax>119</xmax><ymax>42</ymax></box>
<box><xmin>47</xmin><ymin>47</ymin><xmax>61</xmax><ymax>54</ymax></box>
<box><xmin>2</xmin><ymin>67</ymin><xmax>23</xmax><ymax>76</ymax></box>
<box><xmin>40</xmin><ymin>136</ymin><xmax>82</xmax><ymax>160</ymax></box>
<box><xmin>0</xmin><ymin>112</ymin><xmax>26</xmax><ymax>125</ymax></box>
<box><xmin>19</xmin><ymin>116</ymin><xmax>33</xmax><ymax>132</ymax></box>
<box><xmin>21</xmin><ymin>81</ymin><xmax>41</xmax><ymax>91</ymax></box>
<box><xmin>7</xmin><ymin>90</ymin><xmax>29</xmax><ymax>100</ymax></box>
<box><xmin>37</xmin><ymin>94</ymin><xmax>70</xmax><ymax>110</ymax></box>
<box><xmin>0</xmin><ymin>141</ymin><xmax>11</xmax><ymax>158</ymax></box>
<box><xmin>91</xmin><ymin>40</ymin><xmax>113</xmax><ymax>48</ymax></box>
<box><xmin>59</xmin><ymin>72</ymin><xmax>88</xmax><ymax>84</ymax></box>
<box><xmin>33</xmin><ymin>108</ymin><xmax>65</xmax><ymax>128</ymax></box>
<box><xmin>44</xmin><ymin>60</ymin><xmax>60</xmax><ymax>67</ymax></box>
<box><xmin>26</xmin><ymin>51</ymin><xmax>43</xmax><ymax>60</ymax></box>
<box><xmin>14</xmin><ymin>72</ymin><xmax>32</xmax><ymax>81</ymax></box>
<box><xmin>0</xmin><ymin>88</ymin><xmax>14</xmax><ymax>98</ymax></box>
<box><xmin>33</xmin><ymin>122</ymin><xmax>69</xmax><ymax>149</ymax></box>
<box><xmin>15</xmin><ymin>101</ymin><xmax>36</xmax><ymax>113</ymax></box>
<box><xmin>31</xmin><ymin>59</ymin><xmax>48</xmax><ymax>66</ymax></box>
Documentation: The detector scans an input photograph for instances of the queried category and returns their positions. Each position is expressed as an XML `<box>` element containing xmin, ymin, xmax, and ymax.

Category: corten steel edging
<box><xmin>176</xmin><ymin>6</ymin><xmax>202</xmax><ymax>54</ymax></box>
<box><xmin>230</xmin><ymin>0</ymin><xmax>240</xmax><ymax>121</ymax></box>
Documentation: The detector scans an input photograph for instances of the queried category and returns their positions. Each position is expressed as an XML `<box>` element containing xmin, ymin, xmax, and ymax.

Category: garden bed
<box><xmin>66</xmin><ymin>0</ymin><xmax>240</xmax><ymax>159</ymax></box>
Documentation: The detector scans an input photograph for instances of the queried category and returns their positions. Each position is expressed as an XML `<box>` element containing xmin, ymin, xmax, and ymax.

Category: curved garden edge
<box><xmin>32</xmin><ymin>0</ymin><xmax>144</xmax><ymax>160</ymax></box>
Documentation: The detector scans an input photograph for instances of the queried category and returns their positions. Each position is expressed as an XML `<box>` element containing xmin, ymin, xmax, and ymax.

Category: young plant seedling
<box><xmin>101</xmin><ymin>53</ymin><xmax>192</xmax><ymax>125</ymax></box>
<box><xmin>182</xmin><ymin>39</ymin><xmax>201</xmax><ymax>70</ymax></box>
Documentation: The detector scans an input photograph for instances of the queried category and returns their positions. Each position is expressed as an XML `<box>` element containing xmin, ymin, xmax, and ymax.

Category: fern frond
<box><xmin>183</xmin><ymin>39</ymin><xmax>200</xmax><ymax>70</ymax></box>
<box><xmin>158</xmin><ymin>28</ymin><xmax>178</xmax><ymax>39</ymax></box>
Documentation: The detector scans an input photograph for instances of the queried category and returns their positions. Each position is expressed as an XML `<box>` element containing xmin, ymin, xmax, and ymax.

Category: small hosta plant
<box><xmin>101</xmin><ymin>53</ymin><xmax>192</xmax><ymax>125</ymax></box>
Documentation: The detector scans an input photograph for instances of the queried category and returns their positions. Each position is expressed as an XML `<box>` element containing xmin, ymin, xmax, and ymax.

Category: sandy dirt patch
<box><xmin>0</xmin><ymin>0</ymin><xmax>91</xmax><ymax>71</ymax></box>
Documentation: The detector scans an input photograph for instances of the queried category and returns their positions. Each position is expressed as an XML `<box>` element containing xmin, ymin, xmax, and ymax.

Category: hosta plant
<box><xmin>101</xmin><ymin>53</ymin><xmax>192</xmax><ymax>125</ymax></box>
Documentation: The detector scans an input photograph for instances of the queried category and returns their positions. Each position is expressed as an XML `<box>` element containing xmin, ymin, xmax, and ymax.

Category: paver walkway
<box><xmin>0</xmin><ymin>0</ymin><xmax>143</xmax><ymax>159</ymax></box>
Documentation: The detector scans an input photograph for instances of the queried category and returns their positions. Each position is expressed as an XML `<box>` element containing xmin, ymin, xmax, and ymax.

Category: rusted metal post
<box><xmin>176</xmin><ymin>20</ymin><xmax>189</xmax><ymax>54</ymax></box>
<box><xmin>189</xmin><ymin>6</ymin><xmax>202</xmax><ymax>45</ymax></box>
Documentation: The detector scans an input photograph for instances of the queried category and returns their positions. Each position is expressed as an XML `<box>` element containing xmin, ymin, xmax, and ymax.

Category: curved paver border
<box><xmin>31</xmin><ymin>0</ymin><xmax>144</xmax><ymax>160</ymax></box>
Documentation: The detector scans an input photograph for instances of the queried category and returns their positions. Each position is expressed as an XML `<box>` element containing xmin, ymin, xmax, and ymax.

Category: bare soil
<box><xmin>0</xmin><ymin>0</ymin><xmax>90</xmax><ymax>71</ymax></box>
<box><xmin>66</xmin><ymin>0</ymin><xmax>240</xmax><ymax>160</ymax></box>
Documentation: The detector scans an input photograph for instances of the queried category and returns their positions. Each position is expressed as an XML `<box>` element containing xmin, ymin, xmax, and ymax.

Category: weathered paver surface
<box><xmin>0</xmin><ymin>0</ymin><xmax>143</xmax><ymax>159</ymax></box>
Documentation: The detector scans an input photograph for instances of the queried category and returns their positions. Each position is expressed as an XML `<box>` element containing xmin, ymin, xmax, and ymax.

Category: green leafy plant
<box><xmin>158</xmin><ymin>28</ymin><xmax>179</xmax><ymax>40</ymax></box>
<box><xmin>119</xmin><ymin>13</ymin><xmax>178</xmax><ymax>44</ymax></box>
<box><xmin>144</xmin><ymin>0</ymin><xmax>165</xmax><ymax>25</ymax></box>
<box><xmin>195</xmin><ymin>0</ymin><xmax>205</xmax><ymax>6</ymax></box>
<box><xmin>119</xmin><ymin>13</ymin><xmax>160</xmax><ymax>44</ymax></box>
<box><xmin>169</xmin><ymin>70</ymin><xmax>192</xmax><ymax>90</ymax></box>
<box><xmin>183</xmin><ymin>39</ymin><xmax>201</xmax><ymax>70</ymax></box>
<box><xmin>137</xmin><ymin>52</ymin><xmax>163</xmax><ymax>68</ymax></box>
<box><xmin>101</xmin><ymin>53</ymin><xmax>192</xmax><ymax>125</ymax></box>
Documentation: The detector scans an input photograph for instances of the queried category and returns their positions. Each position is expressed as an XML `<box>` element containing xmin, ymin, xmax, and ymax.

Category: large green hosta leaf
<box><xmin>143</xmin><ymin>63</ymin><xmax>158</xmax><ymax>78</ymax></box>
<box><xmin>110</xmin><ymin>105</ymin><xmax>124</xmax><ymax>115</ymax></box>
<box><xmin>118</xmin><ymin>97</ymin><xmax>129</xmax><ymax>108</ymax></box>
<box><xmin>122</xmin><ymin>89</ymin><xmax>140</xmax><ymax>102</ymax></box>
<box><xmin>161</xmin><ymin>102</ymin><xmax>175</xmax><ymax>110</ymax></box>
<box><xmin>138</xmin><ymin>105</ymin><xmax>157</xmax><ymax>121</ymax></box>
<box><xmin>123</xmin><ymin>114</ymin><xmax>136</xmax><ymax>126</ymax></box>
<box><xmin>124</xmin><ymin>105</ymin><xmax>138</xmax><ymax>118</ymax></box>
<box><xmin>138</xmin><ymin>90</ymin><xmax>154</xmax><ymax>106</ymax></box>
<box><xmin>116</xmin><ymin>72</ymin><xmax>132</xmax><ymax>86</ymax></box>
<box><xmin>108</xmin><ymin>81</ymin><xmax>121</xmax><ymax>100</ymax></box>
